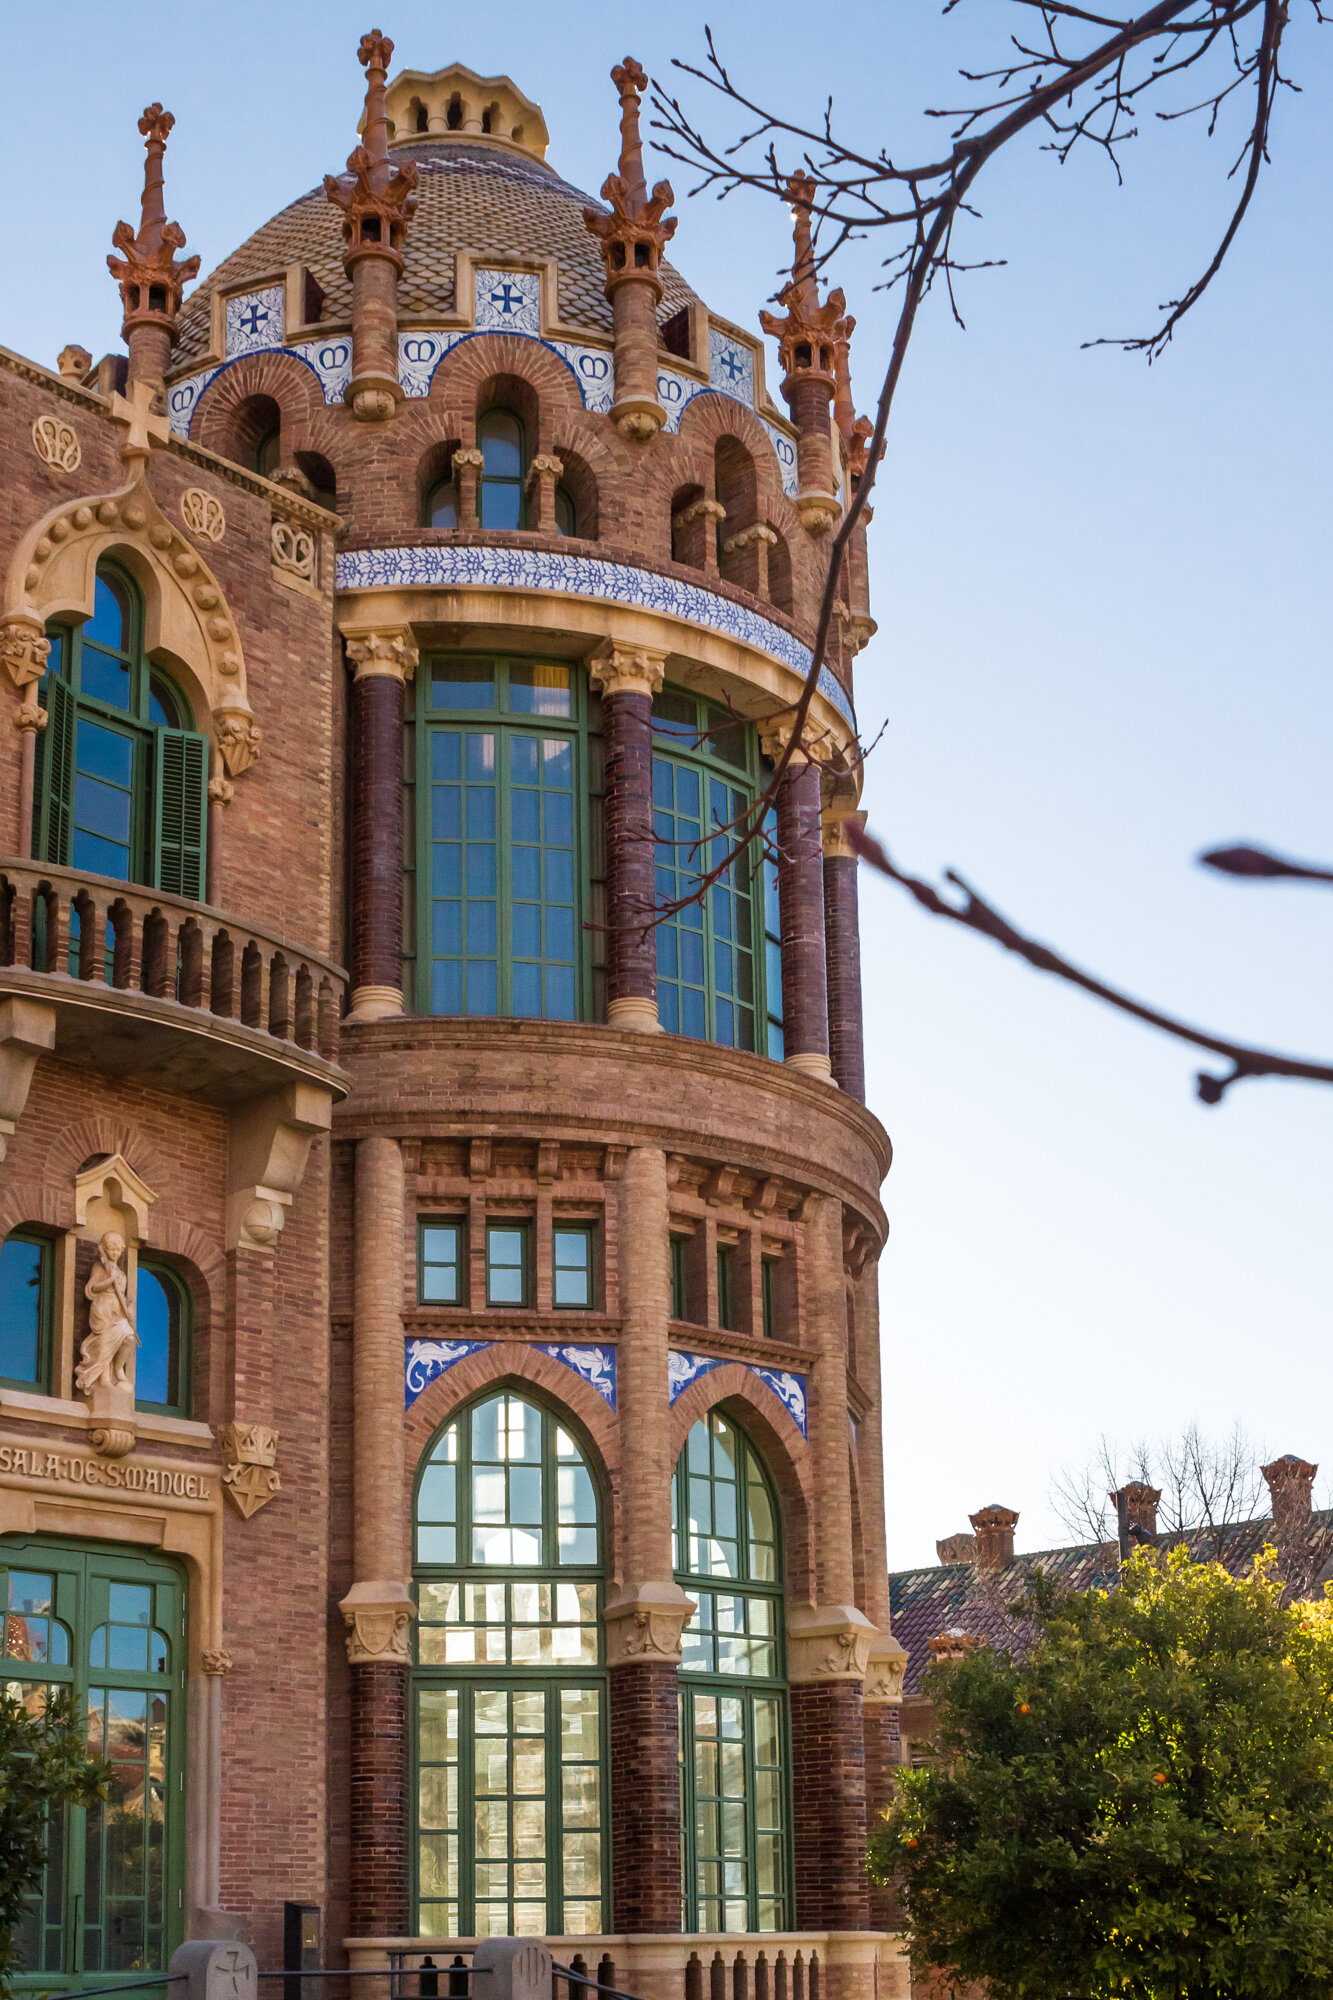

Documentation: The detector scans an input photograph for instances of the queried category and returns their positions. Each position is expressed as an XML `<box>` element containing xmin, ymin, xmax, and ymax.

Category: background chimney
<box><xmin>935</xmin><ymin>1532</ymin><xmax>977</xmax><ymax>1566</ymax></box>
<box><xmin>1261</xmin><ymin>1454</ymin><xmax>1317</xmax><ymax>1537</ymax></box>
<box><xmin>969</xmin><ymin>1504</ymin><xmax>1018</xmax><ymax>1570</ymax></box>
<box><xmin>1110</xmin><ymin>1480</ymin><xmax>1161</xmax><ymax>1556</ymax></box>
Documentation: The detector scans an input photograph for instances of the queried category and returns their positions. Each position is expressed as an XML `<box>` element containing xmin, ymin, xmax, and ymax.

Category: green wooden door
<box><xmin>0</xmin><ymin>1539</ymin><xmax>186</xmax><ymax>1989</ymax></box>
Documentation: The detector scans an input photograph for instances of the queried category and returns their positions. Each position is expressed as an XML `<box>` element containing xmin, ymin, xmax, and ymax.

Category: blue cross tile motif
<box><xmin>405</xmin><ymin>1338</ymin><xmax>493</xmax><ymax>1407</ymax></box>
<box><xmin>709</xmin><ymin>328</ymin><xmax>755</xmax><ymax>407</ymax></box>
<box><xmin>335</xmin><ymin>543</ymin><xmax>857</xmax><ymax>727</ymax></box>
<box><xmin>533</xmin><ymin>1344</ymin><xmax>618</xmax><ymax>1408</ymax></box>
<box><xmin>225</xmin><ymin>285</ymin><xmax>284</xmax><ymax>360</ymax></box>
<box><xmin>761</xmin><ymin>419</ymin><xmax>800</xmax><ymax>498</ymax></box>
<box><xmin>475</xmin><ymin>267</ymin><xmax>541</xmax><ymax>336</ymax></box>
<box><xmin>668</xmin><ymin>1350</ymin><xmax>728</xmax><ymax>1404</ymax></box>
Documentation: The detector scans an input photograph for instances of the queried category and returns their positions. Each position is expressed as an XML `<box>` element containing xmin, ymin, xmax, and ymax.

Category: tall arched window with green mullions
<box><xmin>3</xmin><ymin>1538</ymin><xmax>186</xmax><ymax>1985</ymax></box>
<box><xmin>37</xmin><ymin>561</ymin><xmax>210</xmax><ymax>897</ymax></box>
<box><xmin>412</xmin><ymin>1389</ymin><xmax>606</xmax><ymax>1938</ymax></box>
<box><xmin>674</xmin><ymin>1410</ymin><xmax>791</xmax><ymax>1933</ymax></box>
<box><xmin>652</xmin><ymin>687</ymin><xmax>784</xmax><ymax>1057</ymax></box>
<box><xmin>405</xmin><ymin>656</ymin><xmax>606</xmax><ymax>1021</ymax></box>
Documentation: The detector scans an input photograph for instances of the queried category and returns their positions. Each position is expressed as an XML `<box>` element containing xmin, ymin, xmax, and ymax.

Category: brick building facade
<box><xmin>0</xmin><ymin>39</ymin><xmax>906</xmax><ymax>2000</ymax></box>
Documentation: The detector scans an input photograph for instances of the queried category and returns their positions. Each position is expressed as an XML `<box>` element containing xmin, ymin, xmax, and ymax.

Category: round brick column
<box><xmin>342</xmin><ymin>1134</ymin><xmax>414</xmax><ymax>1935</ymax></box>
<box><xmin>589</xmin><ymin>643</ymin><xmax>668</xmax><ymax>1032</ymax></box>
<box><xmin>609</xmin><ymin>1659</ymin><xmax>683</xmax><ymax>1931</ymax></box>
<box><xmin>823</xmin><ymin>813</ymin><xmax>865</xmax><ymax>1102</ymax></box>
<box><xmin>790</xmin><ymin>1678</ymin><xmax>869</xmax><ymax>1930</ymax></box>
<box><xmin>764</xmin><ymin>735</ymin><xmax>833</xmax><ymax>1082</ymax></box>
<box><xmin>346</xmin><ymin>628</ymin><xmax>417</xmax><ymax>1023</ymax></box>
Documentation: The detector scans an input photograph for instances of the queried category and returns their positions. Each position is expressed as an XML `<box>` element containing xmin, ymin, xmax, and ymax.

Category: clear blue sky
<box><xmin>16</xmin><ymin>1</ymin><xmax>1331</xmax><ymax>1569</ymax></box>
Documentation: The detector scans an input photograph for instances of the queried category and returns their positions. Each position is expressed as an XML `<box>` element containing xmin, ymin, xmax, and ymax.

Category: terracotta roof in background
<box><xmin>174</xmin><ymin>141</ymin><xmax>701</xmax><ymax>367</ymax></box>
<box><xmin>890</xmin><ymin>1509</ymin><xmax>1333</xmax><ymax>1695</ymax></box>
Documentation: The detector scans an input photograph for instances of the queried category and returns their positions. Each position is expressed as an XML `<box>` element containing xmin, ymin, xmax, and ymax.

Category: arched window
<box><xmin>652</xmin><ymin>686</ymin><xmax>783</xmax><ymax>1055</ymax></box>
<box><xmin>254</xmin><ymin>426</ymin><xmax>281</xmax><ymax>479</ymax></box>
<box><xmin>674</xmin><ymin>1411</ymin><xmax>790</xmax><ymax>1932</ymax></box>
<box><xmin>406</xmin><ymin>655</ymin><xmax>605</xmax><ymax>1021</ymax></box>
<box><xmin>37</xmin><ymin>562</ymin><xmax>209</xmax><ymax>896</ymax></box>
<box><xmin>425</xmin><ymin>476</ymin><xmax>459</xmax><ymax>530</ymax></box>
<box><xmin>478</xmin><ymin>409</ymin><xmax>525</xmax><ymax>530</ymax></box>
<box><xmin>554</xmin><ymin>486</ymin><xmax>577</xmax><ymax>537</ymax></box>
<box><xmin>135</xmin><ymin>1262</ymin><xmax>190</xmax><ymax>1417</ymax></box>
<box><xmin>413</xmin><ymin>1389</ymin><xmax>605</xmax><ymax>1938</ymax></box>
<box><xmin>0</xmin><ymin>1231</ymin><xmax>53</xmax><ymax>1391</ymax></box>
<box><xmin>5</xmin><ymin>1539</ymin><xmax>184</xmax><ymax>1978</ymax></box>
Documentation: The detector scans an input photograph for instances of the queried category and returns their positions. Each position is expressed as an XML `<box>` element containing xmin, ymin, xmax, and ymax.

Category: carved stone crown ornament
<box><xmin>325</xmin><ymin>31</ymin><xmax>419</xmax><ymax>269</ymax></box>
<box><xmin>1</xmin><ymin>451</ymin><xmax>261</xmax><ymax>782</ymax></box>
<box><xmin>218</xmin><ymin>1423</ymin><xmax>281</xmax><ymax>1519</ymax></box>
<box><xmin>107</xmin><ymin>105</ymin><xmax>200</xmax><ymax>336</ymax></box>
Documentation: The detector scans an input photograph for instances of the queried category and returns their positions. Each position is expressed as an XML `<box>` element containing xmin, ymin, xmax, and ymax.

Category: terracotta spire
<box><xmin>107</xmin><ymin>105</ymin><xmax>199</xmax><ymax>395</ymax></box>
<box><xmin>584</xmin><ymin>58</ymin><xmax>678</xmax><ymax>442</ymax></box>
<box><xmin>759</xmin><ymin>176</ymin><xmax>846</xmax><ymax>533</ymax></box>
<box><xmin>832</xmin><ymin>310</ymin><xmax>878</xmax><ymax>487</ymax></box>
<box><xmin>325</xmin><ymin>29</ymin><xmax>419</xmax><ymax>422</ymax></box>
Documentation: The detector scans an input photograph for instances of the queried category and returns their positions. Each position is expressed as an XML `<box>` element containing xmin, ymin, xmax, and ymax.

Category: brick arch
<box><xmin>428</xmin><ymin>333</ymin><xmax>585</xmax><ymax>449</ymax></box>
<box><xmin>667</xmin><ymin>1362</ymin><xmax>814</xmax><ymax>1602</ymax></box>
<box><xmin>403</xmin><ymin>1343</ymin><xmax>622</xmax><ymax>1570</ymax></box>
<box><xmin>0</xmin><ymin>1175</ymin><xmax>72</xmax><ymax>1238</ymax></box>
<box><xmin>677</xmin><ymin>393</ymin><xmax>789</xmax><ymax>507</ymax></box>
<box><xmin>191</xmin><ymin>351</ymin><xmax>328</xmax><ymax>464</ymax></box>
<box><xmin>38</xmin><ymin>1117</ymin><xmax>172</xmax><ymax>1213</ymax></box>
<box><xmin>149</xmin><ymin>1216</ymin><xmax>226</xmax><ymax>1294</ymax></box>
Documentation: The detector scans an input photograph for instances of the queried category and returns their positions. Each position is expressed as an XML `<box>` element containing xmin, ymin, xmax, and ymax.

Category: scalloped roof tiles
<box><xmin>174</xmin><ymin>141</ymin><xmax>700</xmax><ymax>367</ymax></box>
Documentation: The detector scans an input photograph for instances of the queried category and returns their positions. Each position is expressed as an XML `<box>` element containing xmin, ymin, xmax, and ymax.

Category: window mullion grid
<box><xmin>496</xmin><ymin>724</ymin><xmax>514</xmax><ymax>1019</ymax></box>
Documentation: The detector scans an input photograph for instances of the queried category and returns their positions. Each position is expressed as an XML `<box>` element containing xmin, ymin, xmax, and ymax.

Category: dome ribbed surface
<box><xmin>174</xmin><ymin>140</ymin><xmax>700</xmax><ymax>366</ymax></box>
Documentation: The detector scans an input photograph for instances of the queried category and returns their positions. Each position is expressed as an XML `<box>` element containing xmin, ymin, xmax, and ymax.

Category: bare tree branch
<box><xmin>846</xmin><ymin>822</ymin><xmax>1333</xmax><ymax>1102</ymax></box>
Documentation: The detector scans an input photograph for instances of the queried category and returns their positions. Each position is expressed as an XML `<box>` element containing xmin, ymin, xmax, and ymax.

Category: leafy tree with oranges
<box><xmin>868</xmin><ymin>1547</ymin><xmax>1333</xmax><ymax>2000</ymax></box>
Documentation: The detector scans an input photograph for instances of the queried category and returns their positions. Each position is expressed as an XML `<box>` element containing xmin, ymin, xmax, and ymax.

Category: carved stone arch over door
<box><xmin>0</xmin><ymin>462</ymin><xmax>260</xmax><ymax>780</ymax></box>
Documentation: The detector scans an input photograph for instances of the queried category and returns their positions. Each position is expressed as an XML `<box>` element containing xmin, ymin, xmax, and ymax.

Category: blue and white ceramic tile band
<box><xmin>404</xmin><ymin>1339</ymin><xmax>618</xmax><ymax>1409</ymax></box>
<box><xmin>667</xmin><ymin>1350</ymin><xmax>809</xmax><ymax>1437</ymax></box>
<box><xmin>335</xmin><ymin>544</ymin><xmax>856</xmax><ymax>729</ymax></box>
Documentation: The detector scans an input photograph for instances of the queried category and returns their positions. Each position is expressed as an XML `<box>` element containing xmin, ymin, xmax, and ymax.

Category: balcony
<box><xmin>0</xmin><ymin>859</ymin><xmax>346</xmax><ymax>1104</ymax></box>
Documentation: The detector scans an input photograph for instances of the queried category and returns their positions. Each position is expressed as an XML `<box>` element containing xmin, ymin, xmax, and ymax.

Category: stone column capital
<box><xmin>822</xmin><ymin>808</ymin><xmax>865</xmax><ymax>862</ymax></box>
<box><xmin>721</xmin><ymin>522</ymin><xmax>778</xmax><ymax>556</ymax></box>
<box><xmin>862</xmin><ymin>1633</ymin><xmax>909</xmax><ymax>1706</ymax></box>
<box><xmin>344</xmin><ymin>627</ymin><xmax>418</xmax><ymax>682</ymax></box>
<box><xmin>340</xmin><ymin>1580</ymin><xmax>416</xmax><ymax>1664</ymax></box>
<box><xmin>587</xmin><ymin>638</ymin><xmax>668</xmax><ymax>701</ymax></box>
<box><xmin>452</xmin><ymin>446</ymin><xmax>484</xmax><ymax>471</ymax></box>
<box><xmin>758</xmin><ymin>718</ymin><xmax>834</xmax><ymax>769</ymax></box>
<box><xmin>671</xmin><ymin>496</ymin><xmax>726</xmax><ymax>532</ymax></box>
<box><xmin>786</xmin><ymin>1602</ymin><xmax>877</xmax><ymax>1683</ymax></box>
<box><xmin>603</xmin><ymin>1580</ymin><xmax>696</xmax><ymax>1667</ymax></box>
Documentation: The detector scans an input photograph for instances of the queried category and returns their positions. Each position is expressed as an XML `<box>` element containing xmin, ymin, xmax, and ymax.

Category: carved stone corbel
<box><xmin>0</xmin><ymin>997</ymin><xmax>56</xmax><ymax>1162</ymax></box>
<box><xmin>344</xmin><ymin>628</ymin><xmax>418</xmax><ymax>683</ymax></box>
<box><xmin>339</xmin><ymin>1581</ymin><xmax>416</xmax><ymax>1663</ymax></box>
<box><xmin>585</xmin><ymin>638</ymin><xmax>668</xmax><ymax>702</ymax></box>
<box><xmin>786</xmin><ymin>1602</ymin><xmax>877</xmax><ymax>1683</ymax></box>
<box><xmin>226</xmin><ymin>1081</ymin><xmax>334</xmax><ymax>1253</ymax></box>
<box><xmin>218</xmin><ymin>1423</ymin><xmax>281</xmax><ymax>1518</ymax></box>
<box><xmin>602</xmin><ymin>1580</ymin><xmax>696</xmax><ymax>1667</ymax></box>
<box><xmin>863</xmin><ymin>1633</ymin><xmax>909</xmax><ymax>1706</ymax></box>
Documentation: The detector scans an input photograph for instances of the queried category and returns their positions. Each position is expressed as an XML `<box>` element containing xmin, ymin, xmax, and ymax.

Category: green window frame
<box><xmin>420</xmin><ymin>1219</ymin><xmax>467</xmax><ymax>1305</ymax></box>
<box><xmin>134</xmin><ymin>1260</ymin><xmax>191</xmax><ymax>1418</ymax></box>
<box><xmin>552</xmin><ymin>1226</ymin><xmax>595</xmax><ymax>1310</ymax></box>
<box><xmin>716</xmin><ymin>1243</ymin><xmax>735</xmax><ymax>1332</ymax></box>
<box><xmin>2</xmin><ymin>1538</ymin><xmax>186</xmax><ymax>1986</ymax></box>
<box><xmin>37</xmin><ymin>563</ymin><xmax>208</xmax><ymax>898</ymax></box>
<box><xmin>652</xmin><ymin>688</ymin><xmax>779</xmax><ymax>1055</ymax></box>
<box><xmin>405</xmin><ymin>656</ymin><xmax>605</xmax><ymax>1023</ymax></box>
<box><xmin>486</xmin><ymin>1224</ymin><xmax>531</xmax><ymax>1309</ymax></box>
<box><xmin>478</xmin><ymin>409</ymin><xmax>526</xmax><ymax>530</ymax></box>
<box><xmin>413</xmin><ymin>1390</ymin><xmax>606</xmax><ymax>1938</ymax></box>
<box><xmin>674</xmin><ymin>1411</ymin><xmax>791</xmax><ymax>1933</ymax></box>
<box><xmin>760</xmin><ymin>1259</ymin><xmax>776</xmax><ymax>1340</ymax></box>
<box><xmin>669</xmin><ymin>1237</ymin><xmax>687</xmax><ymax>1322</ymax></box>
<box><xmin>0</xmin><ymin>1231</ymin><xmax>54</xmax><ymax>1393</ymax></box>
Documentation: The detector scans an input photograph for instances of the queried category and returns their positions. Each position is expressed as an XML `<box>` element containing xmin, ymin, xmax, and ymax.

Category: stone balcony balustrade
<box><xmin>0</xmin><ymin>858</ymin><xmax>346</xmax><ymax>1103</ymax></box>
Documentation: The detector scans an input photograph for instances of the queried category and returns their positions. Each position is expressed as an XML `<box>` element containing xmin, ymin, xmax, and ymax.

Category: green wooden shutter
<box><xmin>35</xmin><ymin>675</ymin><xmax>75</xmax><ymax>864</ymax></box>
<box><xmin>153</xmin><ymin>728</ymin><xmax>209</xmax><ymax>899</ymax></box>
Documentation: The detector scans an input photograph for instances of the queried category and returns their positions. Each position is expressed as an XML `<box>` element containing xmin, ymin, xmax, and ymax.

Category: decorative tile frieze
<box><xmin>405</xmin><ymin>1338</ymin><xmax>491</xmax><ymax>1407</ymax></box>
<box><xmin>533</xmin><ymin>1343</ymin><xmax>617</xmax><ymax>1408</ymax></box>
<box><xmin>761</xmin><ymin>419</ymin><xmax>799</xmax><ymax>497</ymax></box>
<box><xmin>225</xmin><ymin>286</ymin><xmax>285</xmax><ymax>359</ymax></box>
<box><xmin>668</xmin><ymin>1349</ymin><xmax>808</xmax><ymax>1436</ymax></box>
<box><xmin>335</xmin><ymin>542</ymin><xmax>855</xmax><ymax>726</ymax></box>
<box><xmin>475</xmin><ymin>266</ymin><xmax>541</xmax><ymax>335</ymax></box>
<box><xmin>709</xmin><ymin>329</ymin><xmax>755</xmax><ymax>405</ymax></box>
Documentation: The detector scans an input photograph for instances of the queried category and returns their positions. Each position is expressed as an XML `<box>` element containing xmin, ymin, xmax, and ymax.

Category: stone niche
<box><xmin>72</xmin><ymin>1152</ymin><xmax>157</xmax><ymax>1458</ymax></box>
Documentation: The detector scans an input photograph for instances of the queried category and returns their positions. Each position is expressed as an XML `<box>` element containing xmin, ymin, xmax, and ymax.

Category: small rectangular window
<box><xmin>669</xmin><ymin>1237</ymin><xmax>687</xmax><ymax>1321</ymax></box>
<box><xmin>553</xmin><ymin>1226</ymin><xmax>594</xmax><ymax>1309</ymax></box>
<box><xmin>0</xmin><ymin>1233</ymin><xmax>52</xmax><ymax>1390</ymax></box>
<box><xmin>486</xmin><ymin>1223</ymin><xmax>530</xmax><ymax>1308</ymax></box>
<box><xmin>716</xmin><ymin>1244</ymin><xmax>735</xmax><ymax>1332</ymax></box>
<box><xmin>420</xmin><ymin>1220</ymin><xmax>466</xmax><ymax>1304</ymax></box>
<box><xmin>761</xmin><ymin>1258</ymin><xmax>776</xmax><ymax>1339</ymax></box>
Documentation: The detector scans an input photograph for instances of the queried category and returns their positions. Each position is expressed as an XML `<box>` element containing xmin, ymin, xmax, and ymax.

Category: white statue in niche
<box><xmin>76</xmin><ymin>1232</ymin><xmax>139</xmax><ymax>1394</ymax></box>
